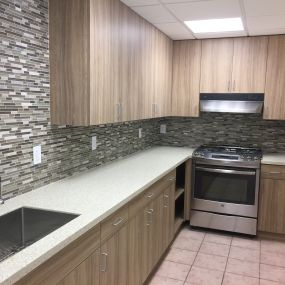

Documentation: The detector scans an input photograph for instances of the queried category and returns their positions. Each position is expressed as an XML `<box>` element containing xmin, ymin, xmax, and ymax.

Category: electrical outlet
<box><xmin>33</xmin><ymin>145</ymin><xmax>41</xmax><ymax>165</ymax></box>
<box><xmin>139</xmin><ymin>128</ymin><xmax>143</xmax><ymax>139</ymax></box>
<box><xmin>92</xmin><ymin>136</ymin><xmax>97</xmax><ymax>151</ymax></box>
<box><xmin>160</xmin><ymin>124</ymin><xmax>167</xmax><ymax>134</ymax></box>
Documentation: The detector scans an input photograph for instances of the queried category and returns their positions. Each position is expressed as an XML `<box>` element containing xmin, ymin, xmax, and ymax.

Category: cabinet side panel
<box><xmin>49</xmin><ymin>0</ymin><xmax>90</xmax><ymax>126</ymax></box>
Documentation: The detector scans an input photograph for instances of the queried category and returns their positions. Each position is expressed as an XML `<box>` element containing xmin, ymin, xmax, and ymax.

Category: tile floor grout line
<box><xmin>183</xmin><ymin>227</ymin><xmax>206</xmax><ymax>284</ymax></box>
<box><xmin>221</xmin><ymin>234</ymin><xmax>233</xmax><ymax>285</ymax></box>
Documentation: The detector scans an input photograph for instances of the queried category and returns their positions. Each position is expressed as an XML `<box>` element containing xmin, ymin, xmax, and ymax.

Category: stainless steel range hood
<box><xmin>200</xmin><ymin>94</ymin><xmax>264</xmax><ymax>114</ymax></box>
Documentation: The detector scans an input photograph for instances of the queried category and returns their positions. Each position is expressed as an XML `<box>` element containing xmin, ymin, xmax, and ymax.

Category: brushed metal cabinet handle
<box><xmin>269</xmin><ymin>171</ymin><xmax>281</xmax><ymax>174</ymax></box>
<box><xmin>112</xmin><ymin>217</ymin><xmax>124</xmax><ymax>226</ymax></box>
<box><xmin>100</xmin><ymin>253</ymin><xmax>108</xmax><ymax>272</ymax></box>
<box><xmin>164</xmin><ymin>194</ymin><xmax>169</xmax><ymax>208</ymax></box>
<box><xmin>147</xmin><ymin>193</ymin><xmax>154</xmax><ymax>198</ymax></box>
<box><xmin>146</xmin><ymin>209</ymin><xmax>154</xmax><ymax>226</ymax></box>
<box><xmin>168</xmin><ymin>177</ymin><xmax>175</xmax><ymax>181</ymax></box>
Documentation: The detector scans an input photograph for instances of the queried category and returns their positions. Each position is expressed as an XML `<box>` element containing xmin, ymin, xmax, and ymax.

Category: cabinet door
<box><xmin>57</xmin><ymin>250</ymin><xmax>100</xmax><ymax>285</ymax></box>
<box><xmin>258</xmin><ymin>178</ymin><xmax>285</xmax><ymax>234</ymax></box>
<box><xmin>172</xmin><ymin>40</ymin><xmax>201</xmax><ymax>117</ymax></box>
<box><xmin>100</xmin><ymin>224</ymin><xmax>128</xmax><ymax>285</ymax></box>
<box><xmin>200</xmin><ymin>38</ymin><xmax>234</xmax><ymax>93</ymax></box>
<box><xmin>231</xmin><ymin>36</ymin><xmax>268</xmax><ymax>93</ymax></box>
<box><xmin>264</xmin><ymin>35</ymin><xmax>285</xmax><ymax>120</ymax></box>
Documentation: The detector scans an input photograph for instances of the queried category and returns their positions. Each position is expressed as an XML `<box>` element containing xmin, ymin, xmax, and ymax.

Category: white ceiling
<box><xmin>120</xmin><ymin>0</ymin><xmax>285</xmax><ymax>40</ymax></box>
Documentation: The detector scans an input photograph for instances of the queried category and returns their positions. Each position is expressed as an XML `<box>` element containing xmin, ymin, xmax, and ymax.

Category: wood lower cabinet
<box><xmin>258</xmin><ymin>165</ymin><xmax>285</xmax><ymax>235</ymax></box>
<box><xmin>57</xmin><ymin>250</ymin><xmax>100</xmax><ymax>285</ymax></box>
<box><xmin>100</xmin><ymin>224</ymin><xmax>128</xmax><ymax>285</ymax></box>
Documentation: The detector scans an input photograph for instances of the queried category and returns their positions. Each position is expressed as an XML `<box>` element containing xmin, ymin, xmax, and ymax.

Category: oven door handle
<box><xmin>195</xmin><ymin>167</ymin><xmax>256</xmax><ymax>176</ymax></box>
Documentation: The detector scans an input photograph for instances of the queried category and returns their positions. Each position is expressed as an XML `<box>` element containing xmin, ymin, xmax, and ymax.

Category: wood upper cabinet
<box><xmin>50</xmin><ymin>0</ymin><xmax>173</xmax><ymax>126</ymax></box>
<box><xmin>200</xmin><ymin>37</ymin><xmax>268</xmax><ymax>94</ymax></box>
<box><xmin>231</xmin><ymin>36</ymin><xmax>268</xmax><ymax>93</ymax></box>
<box><xmin>200</xmin><ymin>38</ymin><xmax>234</xmax><ymax>93</ymax></box>
<box><xmin>172</xmin><ymin>40</ymin><xmax>201</xmax><ymax>117</ymax></box>
<box><xmin>264</xmin><ymin>35</ymin><xmax>285</xmax><ymax>120</ymax></box>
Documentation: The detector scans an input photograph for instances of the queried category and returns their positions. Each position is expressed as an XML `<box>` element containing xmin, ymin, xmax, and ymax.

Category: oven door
<box><xmin>192</xmin><ymin>164</ymin><xmax>259</xmax><ymax>218</ymax></box>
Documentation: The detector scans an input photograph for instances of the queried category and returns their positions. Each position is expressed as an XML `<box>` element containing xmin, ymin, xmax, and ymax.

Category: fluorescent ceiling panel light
<box><xmin>184</xmin><ymin>17</ymin><xmax>244</xmax><ymax>34</ymax></box>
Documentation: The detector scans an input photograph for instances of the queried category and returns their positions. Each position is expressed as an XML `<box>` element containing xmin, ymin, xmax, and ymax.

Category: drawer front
<box><xmin>129</xmin><ymin>170</ymin><xmax>176</xmax><ymax>218</ymax></box>
<box><xmin>100</xmin><ymin>206</ymin><xmax>129</xmax><ymax>242</ymax></box>
<box><xmin>261</xmin><ymin>165</ymin><xmax>285</xmax><ymax>180</ymax></box>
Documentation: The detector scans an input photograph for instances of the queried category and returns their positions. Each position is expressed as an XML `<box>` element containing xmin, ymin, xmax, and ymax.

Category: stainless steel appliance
<box><xmin>200</xmin><ymin>93</ymin><xmax>264</xmax><ymax>114</ymax></box>
<box><xmin>190</xmin><ymin>145</ymin><xmax>262</xmax><ymax>235</ymax></box>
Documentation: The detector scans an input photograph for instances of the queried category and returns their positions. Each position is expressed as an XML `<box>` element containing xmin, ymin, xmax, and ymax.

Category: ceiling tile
<box><xmin>170</xmin><ymin>34</ymin><xmax>196</xmax><ymax>40</ymax></box>
<box><xmin>247</xmin><ymin>15</ymin><xmax>285</xmax><ymax>35</ymax></box>
<box><xmin>132</xmin><ymin>4</ymin><xmax>177</xmax><ymax>23</ymax></box>
<box><xmin>120</xmin><ymin>0</ymin><xmax>159</xmax><ymax>7</ymax></box>
<box><xmin>166</xmin><ymin>0</ymin><xmax>242</xmax><ymax>21</ymax></box>
<box><xmin>243</xmin><ymin>0</ymin><xmax>285</xmax><ymax>17</ymax></box>
<box><xmin>195</xmin><ymin>30</ymin><xmax>247</xmax><ymax>39</ymax></box>
<box><xmin>154</xmin><ymin>22</ymin><xmax>191</xmax><ymax>36</ymax></box>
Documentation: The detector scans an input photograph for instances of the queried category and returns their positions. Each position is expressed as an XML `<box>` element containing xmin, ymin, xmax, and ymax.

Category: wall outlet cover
<box><xmin>33</xmin><ymin>145</ymin><xmax>42</xmax><ymax>165</ymax></box>
<box><xmin>160</xmin><ymin>124</ymin><xmax>167</xmax><ymax>134</ymax></box>
<box><xmin>139</xmin><ymin>128</ymin><xmax>143</xmax><ymax>139</ymax></box>
<box><xmin>92</xmin><ymin>136</ymin><xmax>97</xmax><ymax>151</ymax></box>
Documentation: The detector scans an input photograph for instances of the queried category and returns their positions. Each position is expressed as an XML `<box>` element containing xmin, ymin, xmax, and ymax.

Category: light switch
<box><xmin>160</xmin><ymin>124</ymin><xmax>167</xmax><ymax>134</ymax></box>
<box><xmin>139</xmin><ymin>128</ymin><xmax>143</xmax><ymax>139</ymax></box>
<box><xmin>33</xmin><ymin>145</ymin><xmax>41</xmax><ymax>165</ymax></box>
<box><xmin>92</xmin><ymin>136</ymin><xmax>97</xmax><ymax>151</ymax></box>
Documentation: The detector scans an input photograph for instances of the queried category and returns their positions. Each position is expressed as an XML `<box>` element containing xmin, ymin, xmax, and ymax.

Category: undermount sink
<box><xmin>0</xmin><ymin>207</ymin><xmax>79</xmax><ymax>262</ymax></box>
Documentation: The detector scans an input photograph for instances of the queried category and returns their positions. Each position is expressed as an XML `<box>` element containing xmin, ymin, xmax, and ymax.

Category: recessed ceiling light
<box><xmin>184</xmin><ymin>17</ymin><xmax>244</xmax><ymax>34</ymax></box>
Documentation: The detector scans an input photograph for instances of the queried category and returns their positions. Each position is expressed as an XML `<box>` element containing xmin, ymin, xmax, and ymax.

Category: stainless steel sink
<box><xmin>0</xmin><ymin>207</ymin><xmax>79</xmax><ymax>262</ymax></box>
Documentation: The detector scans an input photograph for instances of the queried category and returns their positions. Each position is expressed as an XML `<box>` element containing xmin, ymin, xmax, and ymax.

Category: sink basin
<box><xmin>0</xmin><ymin>207</ymin><xmax>79</xmax><ymax>262</ymax></box>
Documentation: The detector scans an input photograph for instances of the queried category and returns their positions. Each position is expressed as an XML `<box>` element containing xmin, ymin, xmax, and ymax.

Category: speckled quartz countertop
<box><xmin>0</xmin><ymin>146</ymin><xmax>194</xmax><ymax>285</ymax></box>
<box><xmin>262</xmin><ymin>153</ymin><xmax>285</xmax><ymax>166</ymax></box>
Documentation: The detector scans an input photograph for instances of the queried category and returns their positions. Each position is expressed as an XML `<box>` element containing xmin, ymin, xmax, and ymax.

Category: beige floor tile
<box><xmin>222</xmin><ymin>273</ymin><xmax>259</xmax><ymax>285</ymax></box>
<box><xmin>261</xmin><ymin>251</ymin><xmax>285</xmax><ymax>268</ymax></box>
<box><xmin>156</xmin><ymin>260</ymin><xmax>191</xmax><ymax>281</ymax></box>
<box><xmin>172</xmin><ymin>235</ymin><xmax>202</xmax><ymax>252</ymax></box>
<box><xmin>226</xmin><ymin>258</ymin><xmax>259</xmax><ymax>278</ymax></box>
<box><xmin>165</xmin><ymin>247</ymin><xmax>197</xmax><ymax>266</ymax></box>
<box><xmin>261</xmin><ymin>240</ymin><xmax>285</xmax><ymax>255</ymax></box>
<box><xmin>148</xmin><ymin>275</ymin><xmax>184</xmax><ymax>285</ymax></box>
<box><xmin>229</xmin><ymin>246</ymin><xmax>260</xmax><ymax>263</ymax></box>
<box><xmin>186</xmin><ymin>266</ymin><xmax>223</xmax><ymax>285</ymax></box>
<box><xmin>178</xmin><ymin>227</ymin><xmax>205</xmax><ymax>241</ymax></box>
<box><xmin>204</xmin><ymin>233</ymin><xmax>232</xmax><ymax>245</ymax></box>
<box><xmin>260</xmin><ymin>279</ymin><xmax>285</xmax><ymax>285</ymax></box>
<box><xmin>260</xmin><ymin>264</ymin><xmax>285</xmax><ymax>283</ymax></box>
<box><xmin>231</xmin><ymin>237</ymin><xmax>260</xmax><ymax>250</ymax></box>
<box><xmin>199</xmin><ymin>241</ymin><xmax>230</xmax><ymax>257</ymax></box>
<box><xmin>193</xmin><ymin>252</ymin><xmax>227</xmax><ymax>271</ymax></box>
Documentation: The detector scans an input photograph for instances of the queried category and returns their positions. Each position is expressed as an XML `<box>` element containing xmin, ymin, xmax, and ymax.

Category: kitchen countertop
<box><xmin>262</xmin><ymin>153</ymin><xmax>285</xmax><ymax>166</ymax></box>
<box><xmin>0</xmin><ymin>146</ymin><xmax>194</xmax><ymax>285</ymax></box>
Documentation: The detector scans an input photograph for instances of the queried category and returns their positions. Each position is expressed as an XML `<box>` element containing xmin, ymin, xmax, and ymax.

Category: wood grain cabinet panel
<box><xmin>264</xmin><ymin>35</ymin><xmax>285</xmax><ymax>120</ymax></box>
<box><xmin>172</xmin><ymin>40</ymin><xmax>201</xmax><ymax>117</ymax></box>
<box><xmin>231</xmin><ymin>36</ymin><xmax>268</xmax><ymax>93</ymax></box>
<box><xmin>258</xmin><ymin>178</ymin><xmax>285</xmax><ymax>234</ymax></box>
<box><xmin>200</xmin><ymin>38</ymin><xmax>234</xmax><ymax>93</ymax></box>
<box><xmin>50</xmin><ymin>0</ymin><xmax>172</xmax><ymax>126</ymax></box>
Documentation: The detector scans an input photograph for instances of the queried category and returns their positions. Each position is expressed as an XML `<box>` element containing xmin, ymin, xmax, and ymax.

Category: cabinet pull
<box><xmin>269</xmin><ymin>171</ymin><xmax>281</xmax><ymax>174</ymax></box>
<box><xmin>168</xmin><ymin>177</ymin><xmax>175</xmax><ymax>181</ymax></box>
<box><xmin>146</xmin><ymin>209</ymin><xmax>154</xmax><ymax>226</ymax></box>
<box><xmin>100</xmin><ymin>252</ymin><xmax>108</xmax><ymax>272</ymax></box>
<box><xmin>164</xmin><ymin>194</ymin><xmax>169</xmax><ymax>208</ymax></box>
<box><xmin>112</xmin><ymin>217</ymin><xmax>124</xmax><ymax>226</ymax></box>
<box><xmin>147</xmin><ymin>193</ymin><xmax>154</xmax><ymax>198</ymax></box>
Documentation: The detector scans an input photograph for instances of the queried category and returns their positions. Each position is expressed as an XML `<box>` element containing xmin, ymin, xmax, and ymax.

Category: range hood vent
<box><xmin>200</xmin><ymin>93</ymin><xmax>264</xmax><ymax>114</ymax></box>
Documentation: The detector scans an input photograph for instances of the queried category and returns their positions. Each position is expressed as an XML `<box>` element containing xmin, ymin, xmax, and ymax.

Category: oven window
<box><xmin>194</xmin><ymin>167</ymin><xmax>256</xmax><ymax>205</ymax></box>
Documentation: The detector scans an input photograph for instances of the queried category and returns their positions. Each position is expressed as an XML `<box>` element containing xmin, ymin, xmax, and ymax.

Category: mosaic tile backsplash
<box><xmin>1</xmin><ymin>0</ymin><xmax>285</xmax><ymax>198</ymax></box>
<box><xmin>158</xmin><ymin>114</ymin><xmax>285</xmax><ymax>153</ymax></box>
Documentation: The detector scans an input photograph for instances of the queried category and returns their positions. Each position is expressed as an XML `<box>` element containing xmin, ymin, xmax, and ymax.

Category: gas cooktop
<box><xmin>193</xmin><ymin>145</ymin><xmax>262</xmax><ymax>162</ymax></box>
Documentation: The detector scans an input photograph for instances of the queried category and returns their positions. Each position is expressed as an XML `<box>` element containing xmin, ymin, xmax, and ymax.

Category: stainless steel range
<box><xmin>190</xmin><ymin>145</ymin><xmax>262</xmax><ymax>236</ymax></box>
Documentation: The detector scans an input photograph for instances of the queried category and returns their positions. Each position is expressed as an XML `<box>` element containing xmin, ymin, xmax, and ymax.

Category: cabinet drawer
<box><xmin>261</xmin><ymin>165</ymin><xmax>285</xmax><ymax>180</ymax></box>
<box><xmin>100</xmin><ymin>206</ymin><xmax>129</xmax><ymax>242</ymax></box>
<box><xmin>129</xmin><ymin>170</ymin><xmax>176</xmax><ymax>218</ymax></box>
